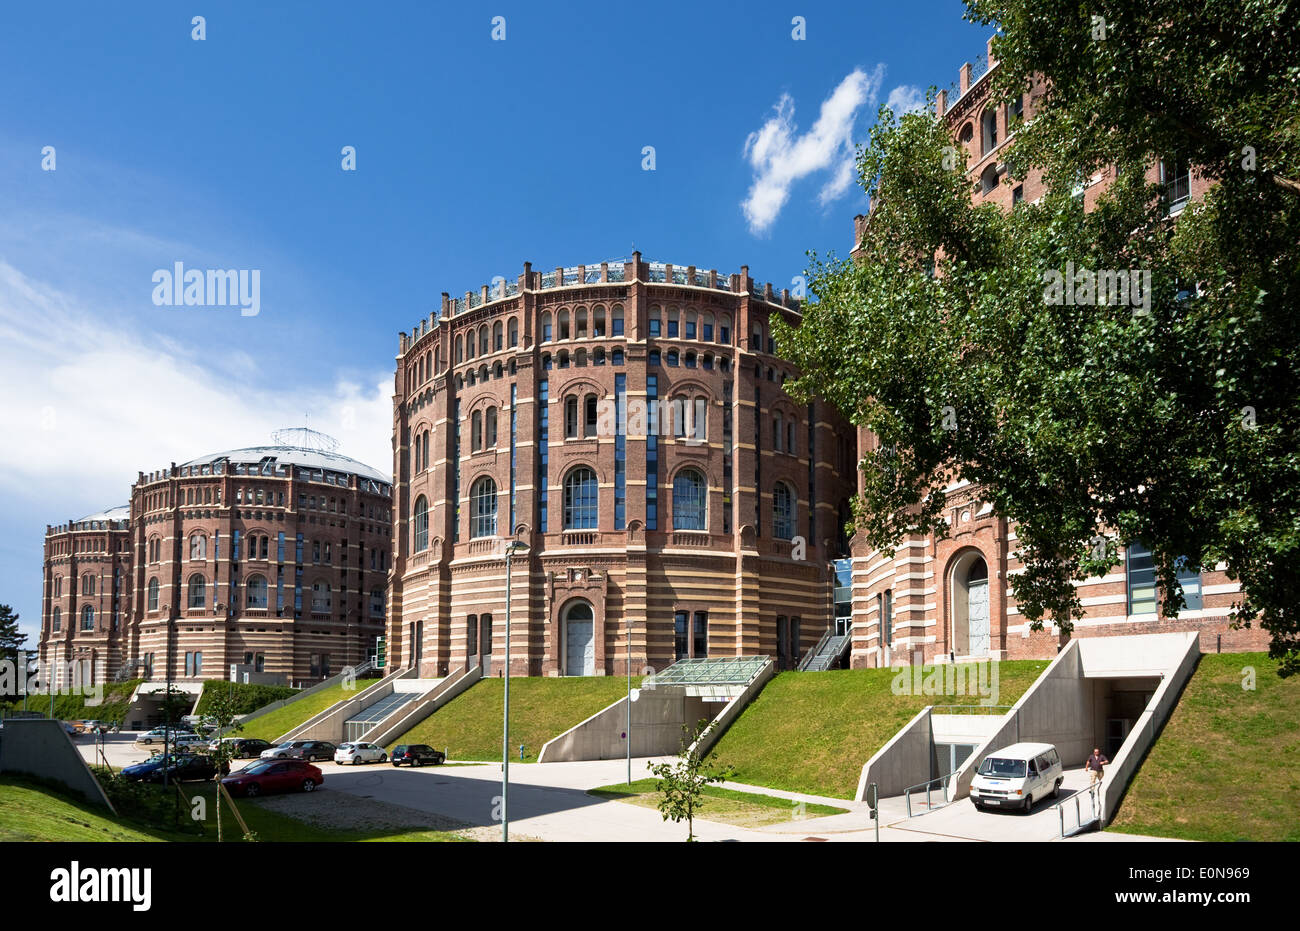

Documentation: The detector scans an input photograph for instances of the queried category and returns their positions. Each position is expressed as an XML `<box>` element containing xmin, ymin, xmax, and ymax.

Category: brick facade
<box><xmin>389</xmin><ymin>254</ymin><xmax>859</xmax><ymax>678</ymax></box>
<box><xmin>40</xmin><ymin>441</ymin><xmax>393</xmax><ymax>687</ymax></box>
<box><xmin>847</xmin><ymin>39</ymin><xmax>1268</xmax><ymax>668</ymax></box>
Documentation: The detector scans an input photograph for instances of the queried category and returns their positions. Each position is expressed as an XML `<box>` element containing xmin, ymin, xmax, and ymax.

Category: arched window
<box><xmin>147</xmin><ymin>577</ymin><xmax>159</xmax><ymax>611</ymax></box>
<box><xmin>981</xmin><ymin>108</ymin><xmax>998</xmax><ymax>154</ymax></box>
<box><xmin>565</xmin><ymin>395</ymin><xmax>579</xmax><ymax>438</ymax></box>
<box><xmin>472</xmin><ymin>410</ymin><xmax>483</xmax><ymax>451</ymax></box>
<box><xmin>190</xmin><ymin>533</ymin><xmax>206</xmax><ymax>560</ymax></box>
<box><xmin>81</xmin><ymin>604</ymin><xmax>95</xmax><ymax>631</ymax></box>
<box><xmin>455</xmin><ymin>334</ymin><xmax>464</xmax><ymax>363</ymax></box>
<box><xmin>774</xmin><ymin>411</ymin><xmax>784</xmax><ymax>451</ymax></box>
<box><xmin>558</xmin><ymin>309</ymin><xmax>571</xmax><ymax>340</ymax></box>
<box><xmin>187</xmin><ymin>574</ymin><xmax>206</xmax><ymax>609</ymax></box>
<box><xmin>493</xmin><ymin>321</ymin><xmax>504</xmax><ymax>351</ymax></box>
<box><xmin>466</xmin><ymin>331</ymin><xmax>475</xmax><ymax>359</ymax></box>
<box><xmin>541</xmin><ymin>311</ymin><xmax>553</xmax><ymax>342</ymax></box>
<box><xmin>508</xmin><ymin>317</ymin><xmax>519</xmax><ymax>347</ymax></box>
<box><xmin>563</xmin><ymin>467</ymin><xmax>599</xmax><ymax>530</ymax></box>
<box><xmin>246</xmin><ymin>575</ymin><xmax>268</xmax><ymax>609</ymax></box>
<box><xmin>593</xmin><ymin>305</ymin><xmax>606</xmax><ymax>336</ymax></box>
<box><xmin>479</xmin><ymin>326</ymin><xmax>490</xmax><ymax>355</ymax></box>
<box><xmin>413</xmin><ymin>495</ymin><xmax>429</xmax><ymax>552</ymax></box>
<box><xmin>719</xmin><ymin>314</ymin><xmax>731</xmax><ymax>344</ymax></box>
<box><xmin>612</xmin><ymin>304</ymin><xmax>625</xmax><ymax>336</ymax></box>
<box><xmin>51</xmin><ymin>607</ymin><xmax>61</xmax><ymax>632</ymax></box>
<box><xmin>470</xmin><ymin>476</ymin><xmax>498</xmax><ymax>538</ymax></box>
<box><xmin>673</xmin><ymin>469</ymin><xmax>707</xmax><ymax>531</ymax></box>
<box><xmin>422</xmin><ymin>429</ymin><xmax>430</xmax><ymax>470</ymax></box>
<box><xmin>486</xmin><ymin>407</ymin><xmax>498</xmax><ymax>447</ymax></box>
<box><xmin>312</xmin><ymin>580</ymin><xmax>331</xmax><ymax>612</ymax></box>
<box><xmin>575</xmin><ymin>307</ymin><xmax>588</xmax><ymax>338</ymax></box>
<box><xmin>980</xmin><ymin>163</ymin><xmax>999</xmax><ymax>195</ymax></box>
<box><xmin>584</xmin><ymin>394</ymin><xmax>598</xmax><ymax>438</ymax></box>
<box><xmin>81</xmin><ymin>573</ymin><xmax>95</xmax><ymax>596</ymax></box>
<box><xmin>773</xmin><ymin>482</ymin><xmax>796</xmax><ymax>540</ymax></box>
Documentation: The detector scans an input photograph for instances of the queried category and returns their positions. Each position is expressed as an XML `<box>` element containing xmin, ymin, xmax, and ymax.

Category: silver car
<box><xmin>334</xmin><ymin>741</ymin><xmax>387</xmax><ymax>765</ymax></box>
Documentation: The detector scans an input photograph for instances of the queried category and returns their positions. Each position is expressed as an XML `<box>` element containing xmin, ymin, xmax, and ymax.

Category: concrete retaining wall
<box><xmin>366</xmin><ymin>666</ymin><xmax>483</xmax><ymax>747</ymax></box>
<box><xmin>856</xmin><ymin>706</ymin><xmax>935</xmax><ymax>801</ymax></box>
<box><xmin>0</xmin><ymin>718</ymin><xmax>115</xmax><ymax>813</ymax></box>
<box><xmin>1098</xmin><ymin>632</ymin><xmax>1200</xmax><ymax>826</ymax></box>
<box><xmin>276</xmin><ymin>667</ymin><xmax>412</xmax><ymax>743</ymax></box>
<box><xmin>689</xmin><ymin>659</ymin><xmax>777</xmax><ymax>760</ymax></box>
<box><xmin>538</xmin><ymin>686</ymin><xmax>715</xmax><ymax>762</ymax></box>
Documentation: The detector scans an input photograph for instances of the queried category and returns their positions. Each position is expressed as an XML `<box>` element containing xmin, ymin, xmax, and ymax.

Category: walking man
<box><xmin>1085</xmin><ymin>747</ymin><xmax>1110</xmax><ymax>787</ymax></box>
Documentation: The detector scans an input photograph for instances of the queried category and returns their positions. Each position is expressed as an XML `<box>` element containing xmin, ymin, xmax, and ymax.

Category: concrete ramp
<box><xmin>364</xmin><ymin>666</ymin><xmax>483</xmax><ymax>747</ymax></box>
<box><xmin>538</xmin><ymin>657</ymin><xmax>774</xmax><ymax>763</ymax></box>
<box><xmin>276</xmin><ymin>666</ymin><xmax>414</xmax><ymax>743</ymax></box>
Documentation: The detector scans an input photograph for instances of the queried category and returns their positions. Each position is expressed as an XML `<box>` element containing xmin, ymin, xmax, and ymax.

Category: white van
<box><xmin>969</xmin><ymin>742</ymin><xmax>1063</xmax><ymax>813</ymax></box>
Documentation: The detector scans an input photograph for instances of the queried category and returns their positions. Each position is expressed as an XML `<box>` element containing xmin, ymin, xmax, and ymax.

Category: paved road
<box><xmin>75</xmin><ymin>735</ymin><xmax>1176</xmax><ymax>842</ymax></box>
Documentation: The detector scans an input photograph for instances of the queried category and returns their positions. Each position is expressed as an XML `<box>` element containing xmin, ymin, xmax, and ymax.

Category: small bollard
<box><xmin>519</xmin><ymin>744</ymin><xmax>525</xmax><ymax>760</ymax></box>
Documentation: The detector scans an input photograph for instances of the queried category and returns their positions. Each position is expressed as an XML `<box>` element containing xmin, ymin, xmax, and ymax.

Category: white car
<box><xmin>334</xmin><ymin>741</ymin><xmax>387</xmax><ymax>765</ymax></box>
<box><xmin>136</xmin><ymin>727</ymin><xmax>196</xmax><ymax>746</ymax></box>
<box><xmin>171</xmin><ymin>733</ymin><xmax>211</xmax><ymax>752</ymax></box>
<box><xmin>969</xmin><ymin>742</ymin><xmax>1064</xmax><ymax>813</ymax></box>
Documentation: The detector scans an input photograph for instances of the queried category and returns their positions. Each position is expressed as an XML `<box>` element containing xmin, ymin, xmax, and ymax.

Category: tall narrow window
<box><xmin>693</xmin><ymin>611</ymin><xmax>708</xmax><ymax>658</ymax></box>
<box><xmin>674</xmin><ymin>610</ymin><xmax>689</xmax><ymax>661</ymax></box>
<box><xmin>147</xmin><ymin>577</ymin><xmax>159</xmax><ymax>611</ymax></box>
<box><xmin>646</xmin><ymin>374</ymin><xmax>659</xmax><ymax>530</ymax></box>
<box><xmin>470</xmin><ymin>477</ymin><xmax>498</xmax><ymax>538</ymax></box>
<box><xmin>672</xmin><ymin>469</ymin><xmax>707</xmax><ymax>531</ymax></box>
<box><xmin>1126</xmin><ymin>541</ymin><xmax>1157</xmax><ymax>615</ymax></box>
<box><xmin>563</xmin><ymin>467</ymin><xmax>599</xmax><ymax>530</ymax></box>
<box><xmin>538</xmin><ymin>380</ymin><xmax>549</xmax><ymax>532</ymax></box>
<box><xmin>187</xmin><ymin>575</ymin><xmax>206</xmax><ymax>609</ymax></box>
<box><xmin>773</xmin><ymin>482</ymin><xmax>795</xmax><ymax>540</ymax></box>
<box><xmin>584</xmin><ymin>394</ymin><xmax>598</xmax><ymax>438</ymax></box>
<box><xmin>565</xmin><ymin>396</ymin><xmax>579</xmax><ymax>439</ymax></box>
<box><xmin>614</xmin><ymin>374</ymin><xmax>627</xmax><ymax>529</ymax></box>
<box><xmin>413</xmin><ymin>496</ymin><xmax>429</xmax><ymax>552</ymax></box>
<box><xmin>486</xmin><ymin>407</ymin><xmax>498</xmax><ymax>447</ymax></box>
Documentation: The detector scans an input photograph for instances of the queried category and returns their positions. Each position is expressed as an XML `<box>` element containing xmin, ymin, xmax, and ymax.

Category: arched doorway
<box><xmin>950</xmin><ymin>551</ymin><xmax>990</xmax><ymax>657</ymax></box>
<box><xmin>562</xmin><ymin>601</ymin><xmax>595</xmax><ymax>676</ymax></box>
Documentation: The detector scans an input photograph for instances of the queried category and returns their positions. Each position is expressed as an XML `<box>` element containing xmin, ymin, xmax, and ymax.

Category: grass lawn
<box><xmin>387</xmin><ymin>676</ymin><xmax>642</xmax><ymax>762</ymax></box>
<box><xmin>589</xmin><ymin>778</ymin><xmax>847</xmax><ymax>829</ymax></box>
<box><xmin>707</xmin><ymin>660</ymin><xmax>1051</xmax><ymax>799</ymax></box>
<box><xmin>235</xmin><ymin>682</ymin><xmax>356</xmax><ymax>742</ymax></box>
<box><xmin>0</xmin><ymin>679</ymin><xmax>144</xmax><ymax>727</ymax></box>
<box><xmin>0</xmin><ymin>775</ymin><xmax>467</xmax><ymax>842</ymax></box>
<box><xmin>1107</xmin><ymin>652</ymin><xmax>1300</xmax><ymax>842</ymax></box>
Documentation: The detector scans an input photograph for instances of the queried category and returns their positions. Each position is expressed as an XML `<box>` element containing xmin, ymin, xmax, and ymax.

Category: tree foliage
<box><xmin>777</xmin><ymin>0</ymin><xmax>1300</xmax><ymax>674</ymax></box>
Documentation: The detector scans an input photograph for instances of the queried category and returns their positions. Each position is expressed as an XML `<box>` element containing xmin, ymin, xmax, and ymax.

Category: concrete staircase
<box><xmin>801</xmin><ymin>633</ymin><xmax>852</xmax><ymax>671</ymax></box>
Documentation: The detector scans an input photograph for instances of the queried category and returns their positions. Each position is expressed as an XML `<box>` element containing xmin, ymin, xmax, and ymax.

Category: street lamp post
<box><xmin>626</xmin><ymin>615</ymin><xmax>633</xmax><ymax>784</ymax></box>
<box><xmin>501</xmin><ymin>539</ymin><xmax>529</xmax><ymax>843</ymax></box>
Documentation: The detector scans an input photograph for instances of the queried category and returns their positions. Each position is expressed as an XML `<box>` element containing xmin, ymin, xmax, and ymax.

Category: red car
<box><xmin>221</xmin><ymin>758</ymin><xmax>323</xmax><ymax>797</ymax></box>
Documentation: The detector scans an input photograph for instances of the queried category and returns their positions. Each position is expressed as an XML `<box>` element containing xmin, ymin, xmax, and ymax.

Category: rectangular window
<box><xmin>648</xmin><ymin>319</ymin><xmax>661</xmax><ymax>337</ymax></box>
<box><xmin>232</xmin><ymin>530</ymin><xmax>241</xmax><ymax>561</ymax></box>
<box><xmin>667</xmin><ymin>319</ymin><xmax>679</xmax><ymax>338</ymax></box>
<box><xmin>1126</xmin><ymin>541</ymin><xmax>1158</xmax><ymax>615</ymax></box>
<box><xmin>510</xmin><ymin>384</ymin><xmax>518</xmax><ymax>535</ymax></box>
<box><xmin>1175</xmin><ymin>557</ymin><xmax>1202</xmax><ymax>611</ymax></box>
<box><xmin>277</xmin><ymin>532</ymin><xmax>285</xmax><ymax>563</ymax></box>
<box><xmin>615</xmin><ymin>374</ymin><xmax>627</xmax><ymax>530</ymax></box>
<box><xmin>693</xmin><ymin>611</ymin><xmax>708</xmax><ymax>658</ymax></box>
<box><xmin>674</xmin><ymin>611</ymin><xmax>689</xmax><ymax>661</ymax></box>
<box><xmin>612</xmin><ymin>317</ymin><xmax>624</xmax><ymax>336</ymax></box>
<box><xmin>538</xmin><ymin>380</ymin><xmax>549</xmax><ymax>533</ymax></box>
<box><xmin>685</xmin><ymin>320</ymin><xmax>696</xmax><ymax>339</ymax></box>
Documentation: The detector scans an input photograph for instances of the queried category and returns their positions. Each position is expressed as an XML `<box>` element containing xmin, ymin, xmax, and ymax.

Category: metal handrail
<box><xmin>798</xmin><ymin>629</ymin><xmax>833</xmax><ymax>671</ymax></box>
<box><xmin>904</xmin><ymin>770</ymin><xmax>960</xmax><ymax>817</ymax></box>
<box><xmin>1054</xmin><ymin>781</ymin><xmax>1102</xmax><ymax>838</ymax></box>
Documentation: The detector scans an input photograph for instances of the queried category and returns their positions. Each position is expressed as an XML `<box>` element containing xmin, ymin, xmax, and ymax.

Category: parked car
<box><xmin>59</xmin><ymin>721</ymin><xmax>80</xmax><ymax>737</ymax></box>
<box><xmin>969</xmin><ymin>742</ymin><xmax>1064</xmax><ymax>813</ymax></box>
<box><xmin>261</xmin><ymin>740</ymin><xmax>337</xmax><ymax>762</ymax></box>
<box><xmin>391</xmin><ymin>744</ymin><xmax>445</xmax><ymax>767</ymax></box>
<box><xmin>136</xmin><ymin>725</ymin><xmax>195</xmax><ymax>746</ymax></box>
<box><xmin>209</xmin><ymin>737</ymin><xmax>275</xmax><ymax>759</ymax></box>
<box><xmin>136</xmin><ymin>754</ymin><xmax>223</xmax><ymax>784</ymax></box>
<box><xmin>171</xmin><ymin>733</ymin><xmax>211</xmax><ymax>752</ymax></box>
<box><xmin>221</xmin><ymin>759</ymin><xmax>323</xmax><ymax>797</ymax></box>
<box><xmin>334</xmin><ymin>742</ymin><xmax>387</xmax><ymax>765</ymax></box>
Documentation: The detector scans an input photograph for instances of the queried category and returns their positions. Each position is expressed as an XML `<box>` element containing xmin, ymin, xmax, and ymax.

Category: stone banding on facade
<box><xmin>40</xmin><ymin>436</ymin><xmax>392</xmax><ymax>687</ymax></box>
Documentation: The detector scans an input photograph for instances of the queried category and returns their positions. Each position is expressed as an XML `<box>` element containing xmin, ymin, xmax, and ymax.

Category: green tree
<box><xmin>647</xmin><ymin>720</ymin><xmax>735</xmax><ymax>841</ymax></box>
<box><xmin>0</xmin><ymin>605</ymin><xmax>26</xmax><ymax>668</ymax></box>
<box><xmin>777</xmin><ymin>0</ymin><xmax>1300</xmax><ymax>675</ymax></box>
<box><xmin>202</xmin><ymin>683</ymin><xmax>245</xmax><ymax>842</ymax></box>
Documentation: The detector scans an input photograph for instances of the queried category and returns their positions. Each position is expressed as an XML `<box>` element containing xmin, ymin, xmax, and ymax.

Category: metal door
<box><xmin>565</xmin><ymin>618</ymin><xmax>594</xmax><ymax>676</ymax></box>
<box><xmin>968</xmin><ymin>579</ymin><xmax>989</xmax><ymax>655</ymax></box>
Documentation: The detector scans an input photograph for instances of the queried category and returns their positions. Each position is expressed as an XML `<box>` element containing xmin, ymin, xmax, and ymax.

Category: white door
<box><xmin>968</xmin><ymin>579</ymin><xmax>989</xmax><ymax>655</ymax></box>
<box><xmin>565</xmin><ymin>618</ymin><xmax>594</xmax><ymax>676</ymax></box>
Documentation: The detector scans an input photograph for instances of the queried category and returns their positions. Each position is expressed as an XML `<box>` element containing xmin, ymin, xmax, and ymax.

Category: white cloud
<box><xmin>0</xmin><ymin>260</ymin><xmax>393</xmax><ymax>511</ymax></box>
<box><xmin>742</xmin><ymin>66</ymin><xmax>884</xmax><ymax>234</ymax></box>
<box><xmin>886</xmin><ymin>84</ymin><xmax>928</xmax><ymax>116</ymax></box>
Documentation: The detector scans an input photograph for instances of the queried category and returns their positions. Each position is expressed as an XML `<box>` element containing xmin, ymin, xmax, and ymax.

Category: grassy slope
<box><xmin>387</xmin><ymin>676</ymin><xmax>643</xmax><ymax>763</ymax></box>
<box><xmin>235</xmin><ymin>682</ymin><xmax>355</xmax><ymax>742</ymax></box>
<box><xmin>0</xmin><ymin>679</ymin><xmax>144</xmax><ymax>726</ymax></box>
<box><xmin>1107</xmin><ymin>652</ymin><xmax>1300</xmax><ymax>842</ymax></box>
<box><xmin>0</xmin><ymin>776</ymin><xmax>465</xmax><ymax>843</ymax></box>
<box><xmin>707</xmin><ymin>661</ymin><xmax>1050</xmax><ymax>799</ymax></box>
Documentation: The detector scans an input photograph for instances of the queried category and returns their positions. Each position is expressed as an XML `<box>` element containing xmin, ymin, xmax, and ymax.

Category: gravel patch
<box><xmin>254</xmin><ymin>791</ymin><xmax>475</xmax><ymax>835</ymax></box>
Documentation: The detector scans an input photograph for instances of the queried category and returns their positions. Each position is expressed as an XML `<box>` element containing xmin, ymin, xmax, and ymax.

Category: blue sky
<box><xmin>0</xmin><ymin>0</ymin><xmax>991</xmax><ymax>643</ymax></box>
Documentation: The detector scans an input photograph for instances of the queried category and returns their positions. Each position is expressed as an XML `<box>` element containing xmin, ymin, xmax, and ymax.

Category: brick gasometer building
<box><xmin>39</xmin><ymin>430</ymin><xmax>393</xmax><ymax>688</ymax></box>
<box><xmin>845</xmin><ymin>39</ymin><xmax>1269</xmax><ymax>669</ymax></box>
<box><xmin>389</xmin><ymin>253</ymin><xmax>859</xmax><ymax>678</ymax></box>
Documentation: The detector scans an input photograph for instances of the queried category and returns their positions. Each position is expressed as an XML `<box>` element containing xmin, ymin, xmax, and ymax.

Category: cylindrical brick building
<box><xmin>389</xmin><ymin>253</ymin><xmax>859</xmax><ymax>678</ymax></box>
